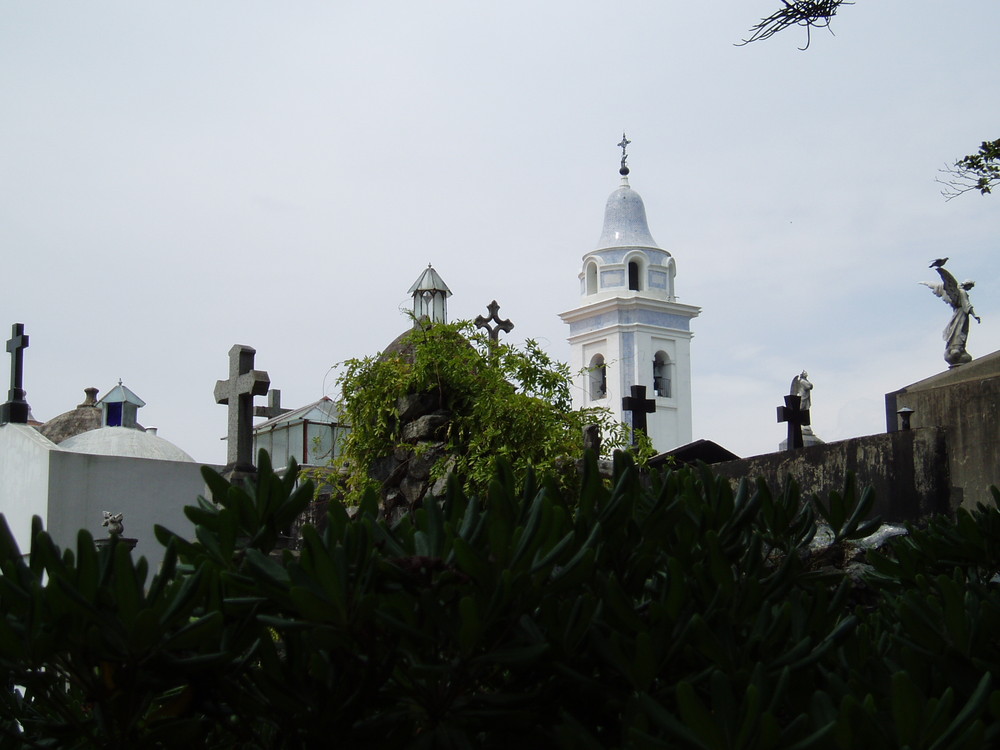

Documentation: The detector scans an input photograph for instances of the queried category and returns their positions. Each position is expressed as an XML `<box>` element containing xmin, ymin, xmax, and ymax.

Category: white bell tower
<box><xmin>559</xmin><ymin>136</ymin><xmax>700</xmax><ymax>452</ymax></box>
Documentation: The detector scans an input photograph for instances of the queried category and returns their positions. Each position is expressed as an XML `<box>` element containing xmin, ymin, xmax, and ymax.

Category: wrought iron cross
<box><xmin>1</xmin><ymin>323</ymin><xmax>30</xmax><ymax>424</ymax></box>
<box><xmin>474</xmin><ymin>300</ymin><xmax>514</xmax><ymax>342</ymax></box>
<box><xmin>618</xmin><ymin>131</ymin><xmax>631</xmax><ymax>173</ymax></box>
<box><xmin>777</xmin><ymin>394</ymin><xmax>810</xmax><ymax>450</ymax></box>
<box><xmin>622</xmin><ymin>384</ymin><xmax>655</xmax><ymax>445</ymax></box>
<box><xmin>214</xmin><ymin>344</ymin><xmax>270</xmax><ymax>472</ymax></box>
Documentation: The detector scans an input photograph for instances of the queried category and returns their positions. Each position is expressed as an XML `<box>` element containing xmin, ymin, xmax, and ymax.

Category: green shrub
<box><xmin>1</xmin><ymin>453</ymin><xmax>999</xmax><ymax>748</ymax></box>
<box><xmin>334</xmin><ymin>320</ymin><xmax>645</xmax><ymax>503</ymax></box>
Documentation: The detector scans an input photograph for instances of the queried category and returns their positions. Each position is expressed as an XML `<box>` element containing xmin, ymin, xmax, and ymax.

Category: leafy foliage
<box><xmin>3</xmin><ymin>453</ymin><xmax>1000</xmax><ymax>747</ymax></box>
<box><xmin>334</xmin><ymin>319</ymin><xmax>642</xmax><ymax>502</ymax></box>
<box><xmin>939</xmin><ymin>139</ymin><xmax>1000</xmax><ymax>200</ymax></box>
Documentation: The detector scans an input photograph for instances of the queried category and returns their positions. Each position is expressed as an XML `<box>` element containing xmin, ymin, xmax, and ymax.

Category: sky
<box><xmin>2</xmin><ymin>0</ymin><xmax>998</xmax><ymax>464</ymax></box>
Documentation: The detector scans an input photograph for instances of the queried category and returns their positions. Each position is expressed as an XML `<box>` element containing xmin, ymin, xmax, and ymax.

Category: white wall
<box><xmin>46</xmin><ymin>452</ymin><xmax>212</xmax><ymax>572</ymax></box>
<box><xmin>0</xmin><ymin>424</ymin><xmax>54</xmax><ymax>555</ymax></box>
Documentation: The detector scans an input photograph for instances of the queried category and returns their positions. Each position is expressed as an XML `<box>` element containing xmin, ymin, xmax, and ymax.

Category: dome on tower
<box><xmin>596</xmin><ymin>176</ymin><xmax>660</xmax><ymax>251</ymax></box>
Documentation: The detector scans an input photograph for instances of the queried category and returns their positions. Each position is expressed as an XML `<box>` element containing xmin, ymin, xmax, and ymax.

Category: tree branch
<box><xmin>937</xmin><ymin>139</ymin><xmax>1000</xmax><ymax>201</ymax></box>
<box><xmin>738</xmin><ymin>0</ymin><xmax>852</xmax><ymax>50</ymax></box>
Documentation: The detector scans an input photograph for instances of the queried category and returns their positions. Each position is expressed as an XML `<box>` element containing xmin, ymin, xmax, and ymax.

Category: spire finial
<box><xmin>617</xmin><ymin>131</ymin><xmax>631</xmax><ymax>176</ymax></box>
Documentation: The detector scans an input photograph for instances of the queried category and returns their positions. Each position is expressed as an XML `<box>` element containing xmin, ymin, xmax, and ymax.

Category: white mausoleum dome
<box><xmin>596</xmin><ymin>176</ymin><xmax>660</xmax><ymax>250</ymax></box>
<box><xmin>60</xmin><ymin>426</ymin><xmax>195</xmax><ymax>463</ymax></box>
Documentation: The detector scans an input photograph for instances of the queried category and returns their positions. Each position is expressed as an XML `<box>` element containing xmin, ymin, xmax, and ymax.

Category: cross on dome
<box><xmin>618</xmin><ymin>132</ymin><xmax>631</xmax><ymax>175</ymax></box>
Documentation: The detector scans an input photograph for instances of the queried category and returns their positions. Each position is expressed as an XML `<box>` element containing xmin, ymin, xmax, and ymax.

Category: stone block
<box><xmin>396</xmin><ymin>391</ymin><xmax>442</xmax><ymax>423</ymax></box>
<box><xmin>402</xmin><ymin>413</ymin><xmax>450</xmax><ymax>443</ymax></box>
<box><xmin>370</xmin><ymin>455</ymin><xmax>404</xmax><ymax>485</ymax></box>
<box><xmin>429</xmin><ymin>457</ymin><xmax>457</xmax><ymax>498</ymax></box>
<box><xmin>400</xmin><ymin>475</ymin><xmax>427</xmax><ymax>506</ymax></box>
<box><xmin>409</xmin><ymin>442</ymin><xmax>446</xmax><ymax>480</ymax></box>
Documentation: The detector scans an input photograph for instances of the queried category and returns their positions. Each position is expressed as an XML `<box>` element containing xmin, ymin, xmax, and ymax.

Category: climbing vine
<box><xmin>335</xmin><ymin>320</ymin><xmax>644</xmax><ymax>503</ymax></box>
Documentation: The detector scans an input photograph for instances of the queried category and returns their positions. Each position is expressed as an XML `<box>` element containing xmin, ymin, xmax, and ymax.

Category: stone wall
<box><xmin>887</xmin><ymin>350</ymin><xmax>1000</xmax><ymax>513</ymax></box>
<box><xmin>709</xmin><ymin>428</ymin><xmax>951</xmax><ymax>523</ymax></box>
<box><xmin>368</xmin><ymin>391</ymin><xmax>454</xmax><ymax>524</ymax></box>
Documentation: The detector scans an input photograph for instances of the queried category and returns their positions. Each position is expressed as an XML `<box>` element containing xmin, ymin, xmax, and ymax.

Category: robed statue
<box><xmin>790</xmin><ymin>371</ymin><xmax>815</xmax><ymax>437</ymax></box>
<box><xmin>920</xmin><ymin>260</ymin><xmax>981</xmax><ymax>367</ymax></box>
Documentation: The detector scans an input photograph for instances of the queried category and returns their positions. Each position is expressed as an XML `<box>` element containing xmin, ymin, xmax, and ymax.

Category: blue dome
<box><xmin>596</xmin><ymin>177</ymin><xmax>660</xmax><ymax>250</ymax></box>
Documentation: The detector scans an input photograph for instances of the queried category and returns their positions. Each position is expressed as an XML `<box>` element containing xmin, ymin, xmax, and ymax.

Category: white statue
<box><xmin>920</xmin><ymin>261</ymin><xmax>980</xmax><ymax>367</ymax></box>
<box><xmin>102</xmin><ymin>511</ymin><xmax>124</xmax><ymax>537</ymax></box>
<box><xmin>789</xmin><ymin>371</ymin><xmax>815</xmax><ymax>436</ymax></box>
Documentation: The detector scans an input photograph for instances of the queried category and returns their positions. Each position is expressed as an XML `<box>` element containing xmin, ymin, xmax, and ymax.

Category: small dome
<box><xmin>596</xmin><ymin>177</ymin><xmax>660</xmax><ymax>251</ymax></box>
<box><xmin>60</xmin><ymin>426</ymin><xmax>195</xmax><ymax>463</ymax></box>
<box><xmin>39</xmin><ymin>388</ymin><xmax>103</xmax><ymax>444</ymax></box>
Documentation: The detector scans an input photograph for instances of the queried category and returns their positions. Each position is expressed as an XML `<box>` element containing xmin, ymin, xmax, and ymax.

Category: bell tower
<box><xmin>559</xmin><ymin>135</ymin><xmax>700</xmax><ymax>451</ymax></box>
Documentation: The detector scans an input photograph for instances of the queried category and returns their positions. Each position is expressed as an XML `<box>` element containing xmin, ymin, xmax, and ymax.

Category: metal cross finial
<box><xmin>1</xmin><ymin>323</ymin><xmax>30</xmax><ymax>424</ymax></box>
<box><xmin>214</xmin><ymin>344</ymin><xmax>270</xmax><ymax>472</ymax></box>
<box><xmin>474</xmin><ymin>300</ymin><xmax>514</xmax><ymax>342</ymax></box>
<box><xmin>617</xmin><ymin>132</ymin><xmax>631</xmax><ymax>175</ymax></box>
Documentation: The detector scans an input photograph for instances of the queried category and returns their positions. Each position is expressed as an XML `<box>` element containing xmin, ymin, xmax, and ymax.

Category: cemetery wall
<box><xmin>710</xmin><ymin>428</ymin><xmax>951</xmax><ymax>523</ymax></box>
<box><xmin>0</xmin><ymin>424</ymin><xmax>54</xmax><ymax>553</ymax></box>
<box><xmin>46</xmin><ymin>452</ymin><xmax>210</xmax><ymax>571</ymax></box>
<box><xmin>889</xmin><ymin>365</ymin><xmax>1000</xmax><ymax>514</ymax></box>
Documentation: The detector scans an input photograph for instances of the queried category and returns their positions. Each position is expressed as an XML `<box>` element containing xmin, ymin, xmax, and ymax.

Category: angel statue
<box><xmin>920</xmin><ymin>259</ymin><xmax>981</xmax><ymax>367</ymax></box>
<box><xmin>102</xmin><ymin>511</ymin><xmax>124</xmax><ymax>537</ymax></box>
<box><xmin>790</xmin><ymin>371</ymin><xmax>815</xmax><ymax>437</ymax></box>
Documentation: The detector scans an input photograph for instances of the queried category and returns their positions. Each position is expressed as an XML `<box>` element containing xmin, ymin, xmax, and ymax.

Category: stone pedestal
<box><xmin>779</xmin><ymin>433</ymin><xmax>824</xmax><ymax>451</ymax></box>
<box><xmin>95</xmin><ymin>536</ymin><xmax>139</xmax><ymax>553</ymax></box>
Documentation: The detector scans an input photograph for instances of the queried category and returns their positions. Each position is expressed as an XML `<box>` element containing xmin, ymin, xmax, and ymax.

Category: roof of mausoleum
<box><xmin>60</xmin><ymin>426</ymin><xmax>195</xmax><ymax>463</ymax></box>
<box><xmin>38</xmin><ymin>387</ymin><xmax>105</xmax><ymax>444</ymax></box>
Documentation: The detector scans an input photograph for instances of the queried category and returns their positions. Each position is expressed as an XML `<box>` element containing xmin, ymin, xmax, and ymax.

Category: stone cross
<box><xmin>1</xmin><ymin>323</ymin><xmax>30</xmax><ymax>424</ymax></box>
<box><xmin>777</xmin><ymin>394</ymin><xmax>810</xmax><ymax>451</ymax></box>
<box><xmin>474</xmin><ymin>300</ymin><xmax>514</xmax><ymax>342</ymax></box>
<box><xmin>255</xmin><ymin>389</ymin><xmax>291</xmax><ymax>420</ymax></box>
<box><xmin>215</xmin><ymin>344</ymin><xmax>270</xmax><ymax>472</ymax></box>
<box><xmin>622</xmin><ymin>385</ymin><xmax>655</xmax><ymax>445</ymax></box>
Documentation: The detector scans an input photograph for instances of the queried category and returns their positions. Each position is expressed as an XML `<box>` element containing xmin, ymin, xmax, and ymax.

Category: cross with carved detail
<box><xmin>622</xmin><ymin>384</ymin><xmax>655</xmax><ymax>446</ymax></box>
<box><xmin>215</xmin><ymin>344</ymin><xmax>270</xmax><ymax>472</ymax></box>
<box><xmin>777</xmin><ymin>394</ymin><xmax>810</xmax><ymax>451</ymax></box>
<box><xmin>1</xmin><ymin>323</ymin><xmax>30</xmax><ymax>424</ymax></box>
<box><xmin>474</xmin><ymin>300</ymin><xmax>514</xmax><ymax>342</ymax></box>
<box><xmin>618</xmin><ymin>132</ymin><xmax>631</xmax><ymax>172</ymax></box>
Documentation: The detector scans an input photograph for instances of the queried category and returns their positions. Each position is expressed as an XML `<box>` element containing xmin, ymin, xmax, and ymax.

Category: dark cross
<box><xmin>622</xmin><ymin>385</ymin><xmax>655</xmax><ymax>445</ymax></box>
<box><xmin>1</xmin><ymin>323</ymin><xmax>30</xmax><ymax>424</ymax></box>
<box><xmin>474</xmin><ymin>300</ymin><xmax>514</xmax><ymax>342</ymax></box>
<box><xmin>617</xmin><ymin>131</ymin><xmax>631</xmax><ymax>174</ymax></box>
<box><xmin>255</xmin><ymin>389</ymin><xmax>291</xmax><ymax>419</ymax></box>
<box><xmin>215</xmin><ymin>344</ymin><xmax>270</xmax><ymax>472</ymax></box>
<box><xmin>777</xmin><ymin>394</ymin><xmax>810</xmax><ymax>450</ymax></box>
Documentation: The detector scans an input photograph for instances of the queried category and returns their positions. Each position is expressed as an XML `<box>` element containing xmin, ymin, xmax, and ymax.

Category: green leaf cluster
<box><xmin>3</xmin><ymin>454</ymin><xmax>1000</xmax><ymax>747</ymax></box>
<box><xmin>334</xmin><ymin>320</ymin><xmax>641</xmax><ymax>503</ymax></box>
<box><xmin>955</xmin><ymin>139</ymin><xmax>1000</xmax><ymax>195</ymax></box>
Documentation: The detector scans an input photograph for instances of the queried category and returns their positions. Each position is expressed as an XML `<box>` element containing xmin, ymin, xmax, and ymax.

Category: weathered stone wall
<box><xmin>369</xmin><ymin>391</ymin><xmax>454</xmax><ymax>524</ymax></box>
<box><xmin>710</xmin><ymin>428</ymin><xmax>951</xmax><ymax>523</ymax></box>
<box><xmin>887</xmin><ymin>352</ymin><xmax>1000</xmax><ymax>513</ymax></box>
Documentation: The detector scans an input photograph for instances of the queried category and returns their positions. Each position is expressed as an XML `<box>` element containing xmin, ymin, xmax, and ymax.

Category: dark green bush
<box><xmin>1</xmin><ymin>453</ymin><xmax>999</xmax><ymax>748</ymax></box>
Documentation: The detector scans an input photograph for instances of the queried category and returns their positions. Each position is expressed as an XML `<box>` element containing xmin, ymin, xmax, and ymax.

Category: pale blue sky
<box><xmin>2</xmin><ymin>1</ymin><xmax>998</xmax><ymax>462</ymax></box>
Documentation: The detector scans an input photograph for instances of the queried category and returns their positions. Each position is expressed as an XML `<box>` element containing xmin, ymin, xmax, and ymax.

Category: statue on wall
<box><xmin>789</xmin><ymin>371</ymin><xmax>815</xmax><ymax>436</ymax></box>
<box><xmin>779</xmin><ymin>370</ymin><xmax>823</xmax><ymax>450</ymax></box>
<box><xmin>102</xmin><ymin>511</ymin><xmax>124</xmax><ymax>537</ymax></box>
<box><xmin>920</xmin><ymin>259</ymin><xmax>981</xmax><ymax>367</ymax></box>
